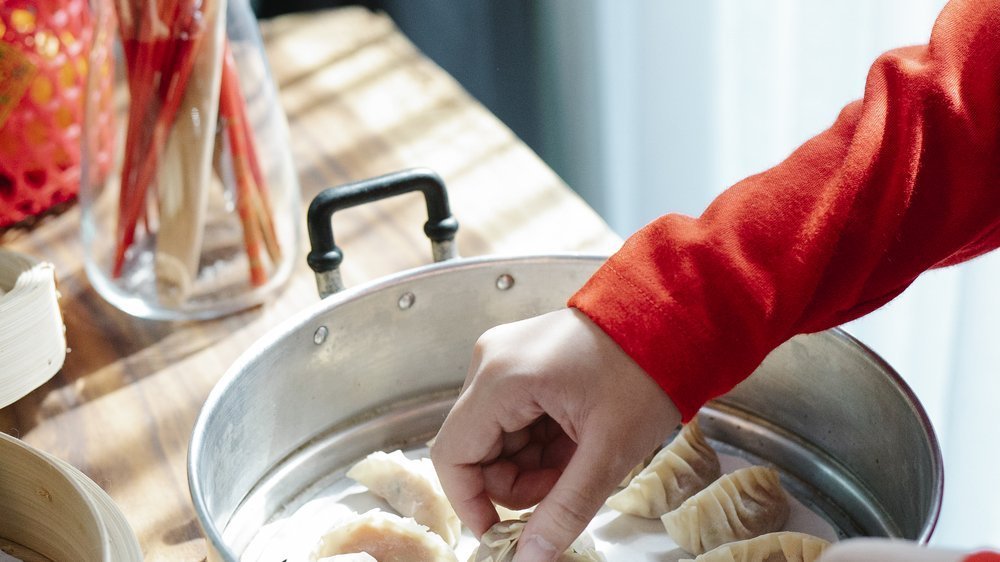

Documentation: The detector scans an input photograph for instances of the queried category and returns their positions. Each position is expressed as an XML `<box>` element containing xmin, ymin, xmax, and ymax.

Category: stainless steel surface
<box><xmin>314</xmin><ymin>237</ymin><xmax>457</xmax><ymax>299</ymax></box>
<box><xmin>188</xmin><ymin>254</ymin><xmax>943</xmax><ymax>562</ymax></box>
<box><xmin>708</xmin><ymin>330</ymin><xmax>943</xmax><ymax>542</ymax></box>
<box><xmin>314</xmin><ymin>269</ymin><xmax>344</xmax><ymax>298</ymax></box>
<box><xmin>431</xmin><ymin>239</ymin><xmax>458</xmax><ymax>263</ymax></box>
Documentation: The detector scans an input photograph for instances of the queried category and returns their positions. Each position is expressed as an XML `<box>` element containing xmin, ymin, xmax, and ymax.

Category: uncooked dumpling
<box><xmin>661</xmin><ymin>466</ymin><xmax>790</xmax><ymax>555</ymax></box>
<box><xmin>318</xmin><ymin>554</ymin><xmax>378</xmax><ymax>562</ymax></box>
<box><xmin>607</xmin><ymin>419</ymin><xmax>721</xmax><ymax>518</ymax></box>
<box><xmin>311</xmin><ymin>509</ymin><xmax>458</xmax><ymax>562</ymax></box>
<box><xmin>678</xmin><ymin>531</ymin><xmax>830</xmax><ymax>562</ymax></box>
<box><xmin>347</xmin><ymin>450</ymin><xmax>462</xmax><ymax>546</ymax></box>
<box><xmin>470</xmin><ymin>512</ymin><xmax>605</xmax><ymax>562</ymax></box>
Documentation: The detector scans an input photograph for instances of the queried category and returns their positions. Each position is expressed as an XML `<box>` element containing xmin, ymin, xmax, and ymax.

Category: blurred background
<box><xmin>254</xmin><ymin>0</ymin><xmax>999</xmax><ymax>550</ymax></box>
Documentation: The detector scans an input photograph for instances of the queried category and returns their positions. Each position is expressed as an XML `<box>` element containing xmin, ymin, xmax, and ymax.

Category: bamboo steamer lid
<box><xmin>0</xmin><ymin>433</ymin><xmax>142</xmax><ymax>561</ymax></box>
<box><xmin>0</xmin><ymin>248</ymin><xmax>65</xmax><ymax>409</ymax></box>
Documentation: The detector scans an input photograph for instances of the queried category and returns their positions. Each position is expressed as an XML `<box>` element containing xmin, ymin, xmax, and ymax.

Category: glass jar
<box><xmin>80</xmin><ymin>0</ymin><xmax>300</xmax><ymax>320</ymax></box>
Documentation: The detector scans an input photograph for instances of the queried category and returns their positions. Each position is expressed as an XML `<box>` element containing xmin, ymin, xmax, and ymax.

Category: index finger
<box><xmin>431</xmin><ymin>392</ymin><xmax>503</xmax><ymax>537</ymax></box>
<box><xmin>514</xmin><ymin>434</ymin><xmax>626</xmax><ymax>562</ymax></box>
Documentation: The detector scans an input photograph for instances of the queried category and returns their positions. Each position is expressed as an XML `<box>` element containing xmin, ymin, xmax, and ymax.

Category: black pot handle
<box><xmin>306</xmin><ymin>168</ymin><xmax>459</xmax><ymax>297</ymax></box>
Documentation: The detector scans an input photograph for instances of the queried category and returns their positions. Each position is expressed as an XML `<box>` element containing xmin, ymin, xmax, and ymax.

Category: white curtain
<box><xmin>538</xmin><ymin>0</ymin><xmax>999</xmax><ymax>549</ymax></box>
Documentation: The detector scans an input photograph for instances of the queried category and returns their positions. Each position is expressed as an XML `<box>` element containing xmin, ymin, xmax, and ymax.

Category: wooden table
<box><xmin>0</xmin><ymin>8</ymin><xmax>620</xmax><ymax>561</ymax></box>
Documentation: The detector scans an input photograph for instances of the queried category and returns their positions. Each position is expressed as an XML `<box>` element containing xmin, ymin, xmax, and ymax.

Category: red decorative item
<box><xmin>0</xmin><ymin>0</ymin><xmax>112</xmax><ymax>228</ymax></box>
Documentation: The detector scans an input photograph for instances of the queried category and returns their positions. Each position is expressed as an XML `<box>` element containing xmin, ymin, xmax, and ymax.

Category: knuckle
<box><xmin>471</xmin><ymin>334</ymin><xmax>499</xmax><ymax>372</ymax></box>
<box><xmin>428</xmin><ymin>437</ymin><xmax>442</xmax><ymax>461</ymax></box>
<box><xmin>471</xmin><ymin>332</ymin><xmax>490</xmax><ymax>356</ymax></box>
<box><xmin>429</xmin><ymin>434</ymin><xmax>451</xmax><ymax>466</ymax></box>
<box><xmin>476</xmin><ymin>324</ymin><xmax>506</xmax><ymax>348</ymax></box>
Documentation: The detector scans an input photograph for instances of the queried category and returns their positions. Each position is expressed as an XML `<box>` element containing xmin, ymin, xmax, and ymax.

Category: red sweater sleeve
<box><xmin>569</xmin><ymin>0</ymin><xmax>1000</xmax><ymax>421</ymax></box>
<box><xmin>966</xmin><ymin>553</ymin><xmax>1000</xmax><ymax>562</ymax></box>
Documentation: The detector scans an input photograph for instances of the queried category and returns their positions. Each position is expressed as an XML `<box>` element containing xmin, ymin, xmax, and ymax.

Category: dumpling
<box><xmin>470</xmin><ymin>513</ymin><xmax>605</xmax><ymax>562</ymax></box>
<box><xmin>311</xmin><ymin>509</ymin><xmax>458</xmax><ymax>562</ymax></box>
<box><xmin>318</xmin><ymin>554</ymin><xmax>378</xmax><ymax>562</ymax></box>
<box><xmin>661</xmin><ymin>466</ymin><xmax>790</xmax><ymax>555</ymax></box>
<box><xmin>678</xmin><ymin>531</ymin><xmax>830</xmax><ymax>562</ymax></box>
<box><xmin>607</xmin><ymin>419</ymin><xmax>721</xmax><ymax>517</ymax></box>
<box><xmin>347</xmin><ymin>450</ymin><xmax>462</xmax><ymax>546</ymax></box>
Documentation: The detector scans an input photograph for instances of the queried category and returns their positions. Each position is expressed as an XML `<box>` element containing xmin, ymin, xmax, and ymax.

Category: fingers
<box><xmin>482</xmin><ymin>460</ymin><xmax>561</xmax><ymax>509</ymax></box>
<box><xmin>484</xmin><ymin>422</ymin><xmax>576</xmax><ymax>508</ymax></box>
<box><xmin>433</xmin><ymin>365</ymin><xmax>545</xmax><ymax>536</ymax></box>
<box><xmin>435</xmin><ymin>322</ymin><xmax>551</xmax><ymax>536</ymax></box>
<box><xmin>435</xmin><ymin>307</ymin><xmax>683</xmax><ymax>556</ymax></box>
<box><xmin>514</xmin><ymin>436</ymin><xmax>629</xmax><ymax>562</ymax></box>
<box><xmin>431</xmin><ymin>395</ymin><xmax>504</xmax><ymax>536</ymax></box>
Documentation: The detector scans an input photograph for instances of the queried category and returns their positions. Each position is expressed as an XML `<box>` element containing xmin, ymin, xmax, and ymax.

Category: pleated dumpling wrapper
<box><xmin>607</xmin><ymin>419</ymin><xmax>721</xmax><ymax>518</ymax></box>
<box><xmin>311</xmin><ymin>509</ymin><xmax>458</xmax><ymax>562</ymax></box>
<box><xmin>318</xmin><ymin>554</ymin><xmax>378</xmax><ymax>562</ymax></box>
<box><xmin>661</xmin><ymin>466</ymin><xmax>790</xmax><ymax>555</ymax></box>
<box><xmin>470</xmin><ymin>512</ymin><xmax>605</xmax><ymax>562</ymax></box>
<box><xmin>678</xmin><ymin>531</ymin><xmax>830</xmax><ymax>562</ymax></box>
<box><xmin>347</xmin><ymin>450</ymin><xmax>462</xmax><ymax>546</ymax></box>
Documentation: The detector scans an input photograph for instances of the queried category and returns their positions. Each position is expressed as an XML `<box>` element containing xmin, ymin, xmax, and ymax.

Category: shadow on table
<box><xmin>0</xmin><ymin>266</ymin><xmax>267</xmax><ymax>436</ymax></box>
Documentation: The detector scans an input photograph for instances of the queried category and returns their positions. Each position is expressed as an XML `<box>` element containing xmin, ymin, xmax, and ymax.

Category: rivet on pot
<box><xmin>496</xmin><ymin>274</ymin><xmax>514</xmax><ymax>291</ymax></box>
<box><xmin>398</xmin><ymin>292</ymin><xmax>416</xmax><ymax>310</ymax></box>
<box><xmin>313</xmin><ymin>326</ymin><xmax>329</xmax><ymax>345</ymax></box>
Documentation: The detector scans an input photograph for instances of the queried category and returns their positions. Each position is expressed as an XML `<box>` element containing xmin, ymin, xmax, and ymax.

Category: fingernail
<box><xmin>514</xmin><ymin>534</ymin><xmax>558</xmax><ymax>562</ymax></box>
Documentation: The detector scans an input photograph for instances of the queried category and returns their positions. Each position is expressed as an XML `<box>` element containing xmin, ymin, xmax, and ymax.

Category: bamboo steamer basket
<box><xmin>1</xmin><ymin>250</ymin><xmax>140</xmax><ymax>561</ymax></box>
<box><xmin>0</xmin><ymin>248</ymin><xmax>65</xmax><ymax>409</ymax></box>
<box><xmin>0</xmin><ymin>432</ymin><xmax>142</xmax><ymax>562</ymax></box>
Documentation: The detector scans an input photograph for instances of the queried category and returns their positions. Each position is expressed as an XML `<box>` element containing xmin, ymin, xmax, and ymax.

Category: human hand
<box><xmin>818</xmin><ymin>538</ymin><xmax>968</xmax><ymax>562</ymax></box>
<box><xmin>431</xmin><ymin>307</ymin><xmax>681</xmax><ymax>562</ymax></box>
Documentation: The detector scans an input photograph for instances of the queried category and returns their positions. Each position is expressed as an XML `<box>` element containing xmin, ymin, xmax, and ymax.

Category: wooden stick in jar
<box><xmin>154</xmin><ymin>0</ymin><xmax>225</xmax><ymax>303</ymax></box>
<box><xmin>112</xmin><ymin>0</ymin><xmax>216</xmax><ymax>278</ymax></box>
<box><xmin>218</xmin><ymin>43</ymin><xmax>281</xmax><ymax>286</ymax></box>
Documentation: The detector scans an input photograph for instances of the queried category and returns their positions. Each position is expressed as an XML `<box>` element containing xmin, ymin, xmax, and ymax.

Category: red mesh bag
<box><xmin>0</xmin><ymin>1</ymin><xmax>114</xmax><ymax>229</ymax></box>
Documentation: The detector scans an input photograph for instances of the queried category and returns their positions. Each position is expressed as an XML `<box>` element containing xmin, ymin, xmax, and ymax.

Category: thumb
<box><xmin>513</xmin><ymin>438</ymin><xmax>625</xmax><ymax>562</ymax></box>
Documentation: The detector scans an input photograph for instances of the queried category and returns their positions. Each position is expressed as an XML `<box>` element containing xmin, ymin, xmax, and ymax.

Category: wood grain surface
<box><xmin>0</xmin><ymin>8</ymin><xmax>620</xmax><ymax>561</ymax></box>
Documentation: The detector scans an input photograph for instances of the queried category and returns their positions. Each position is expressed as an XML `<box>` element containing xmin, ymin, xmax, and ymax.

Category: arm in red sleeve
<box><xmin>569</xmin><ymin>0</ymin><xmax>1000</xmax><ymax>421</ymax></box>
<box><xmin>966</xmin><ymin>553</ymin><xmax>1000</xmax><ymax>562</ymax></box>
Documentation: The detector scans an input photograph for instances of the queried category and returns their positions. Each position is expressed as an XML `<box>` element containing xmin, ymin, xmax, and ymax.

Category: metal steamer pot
<box><xmin>188</xmin><ymin>169</ymin><xmax>943</xmax><ymax>562</ymax></box>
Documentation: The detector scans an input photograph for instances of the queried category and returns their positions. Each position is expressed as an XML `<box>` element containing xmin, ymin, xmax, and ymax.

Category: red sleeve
<box><xmin>965</xmin><ymin>553</ymin><xmax>1000</xmax><ymax>562</ymax></box>
<box><xmin>569</xmin><ymin>0</ymin><xmax>1000</xmax><ymax>421</ymax></box>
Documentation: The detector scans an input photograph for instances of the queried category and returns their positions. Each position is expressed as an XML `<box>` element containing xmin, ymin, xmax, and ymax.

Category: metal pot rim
<box><xmin>187</xmin><ymin>251</ymin><xmax>944</xmax><ymax>559</ymax></box>
<box><xmin>187</xmin><ymin>253</ymin><xmax>607</xmax><ymax>559</ymax></box>
<box><xmin>809</xmin><ymin>328</ymin><xmax>944</xmax><ymax>542</ymax></box>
